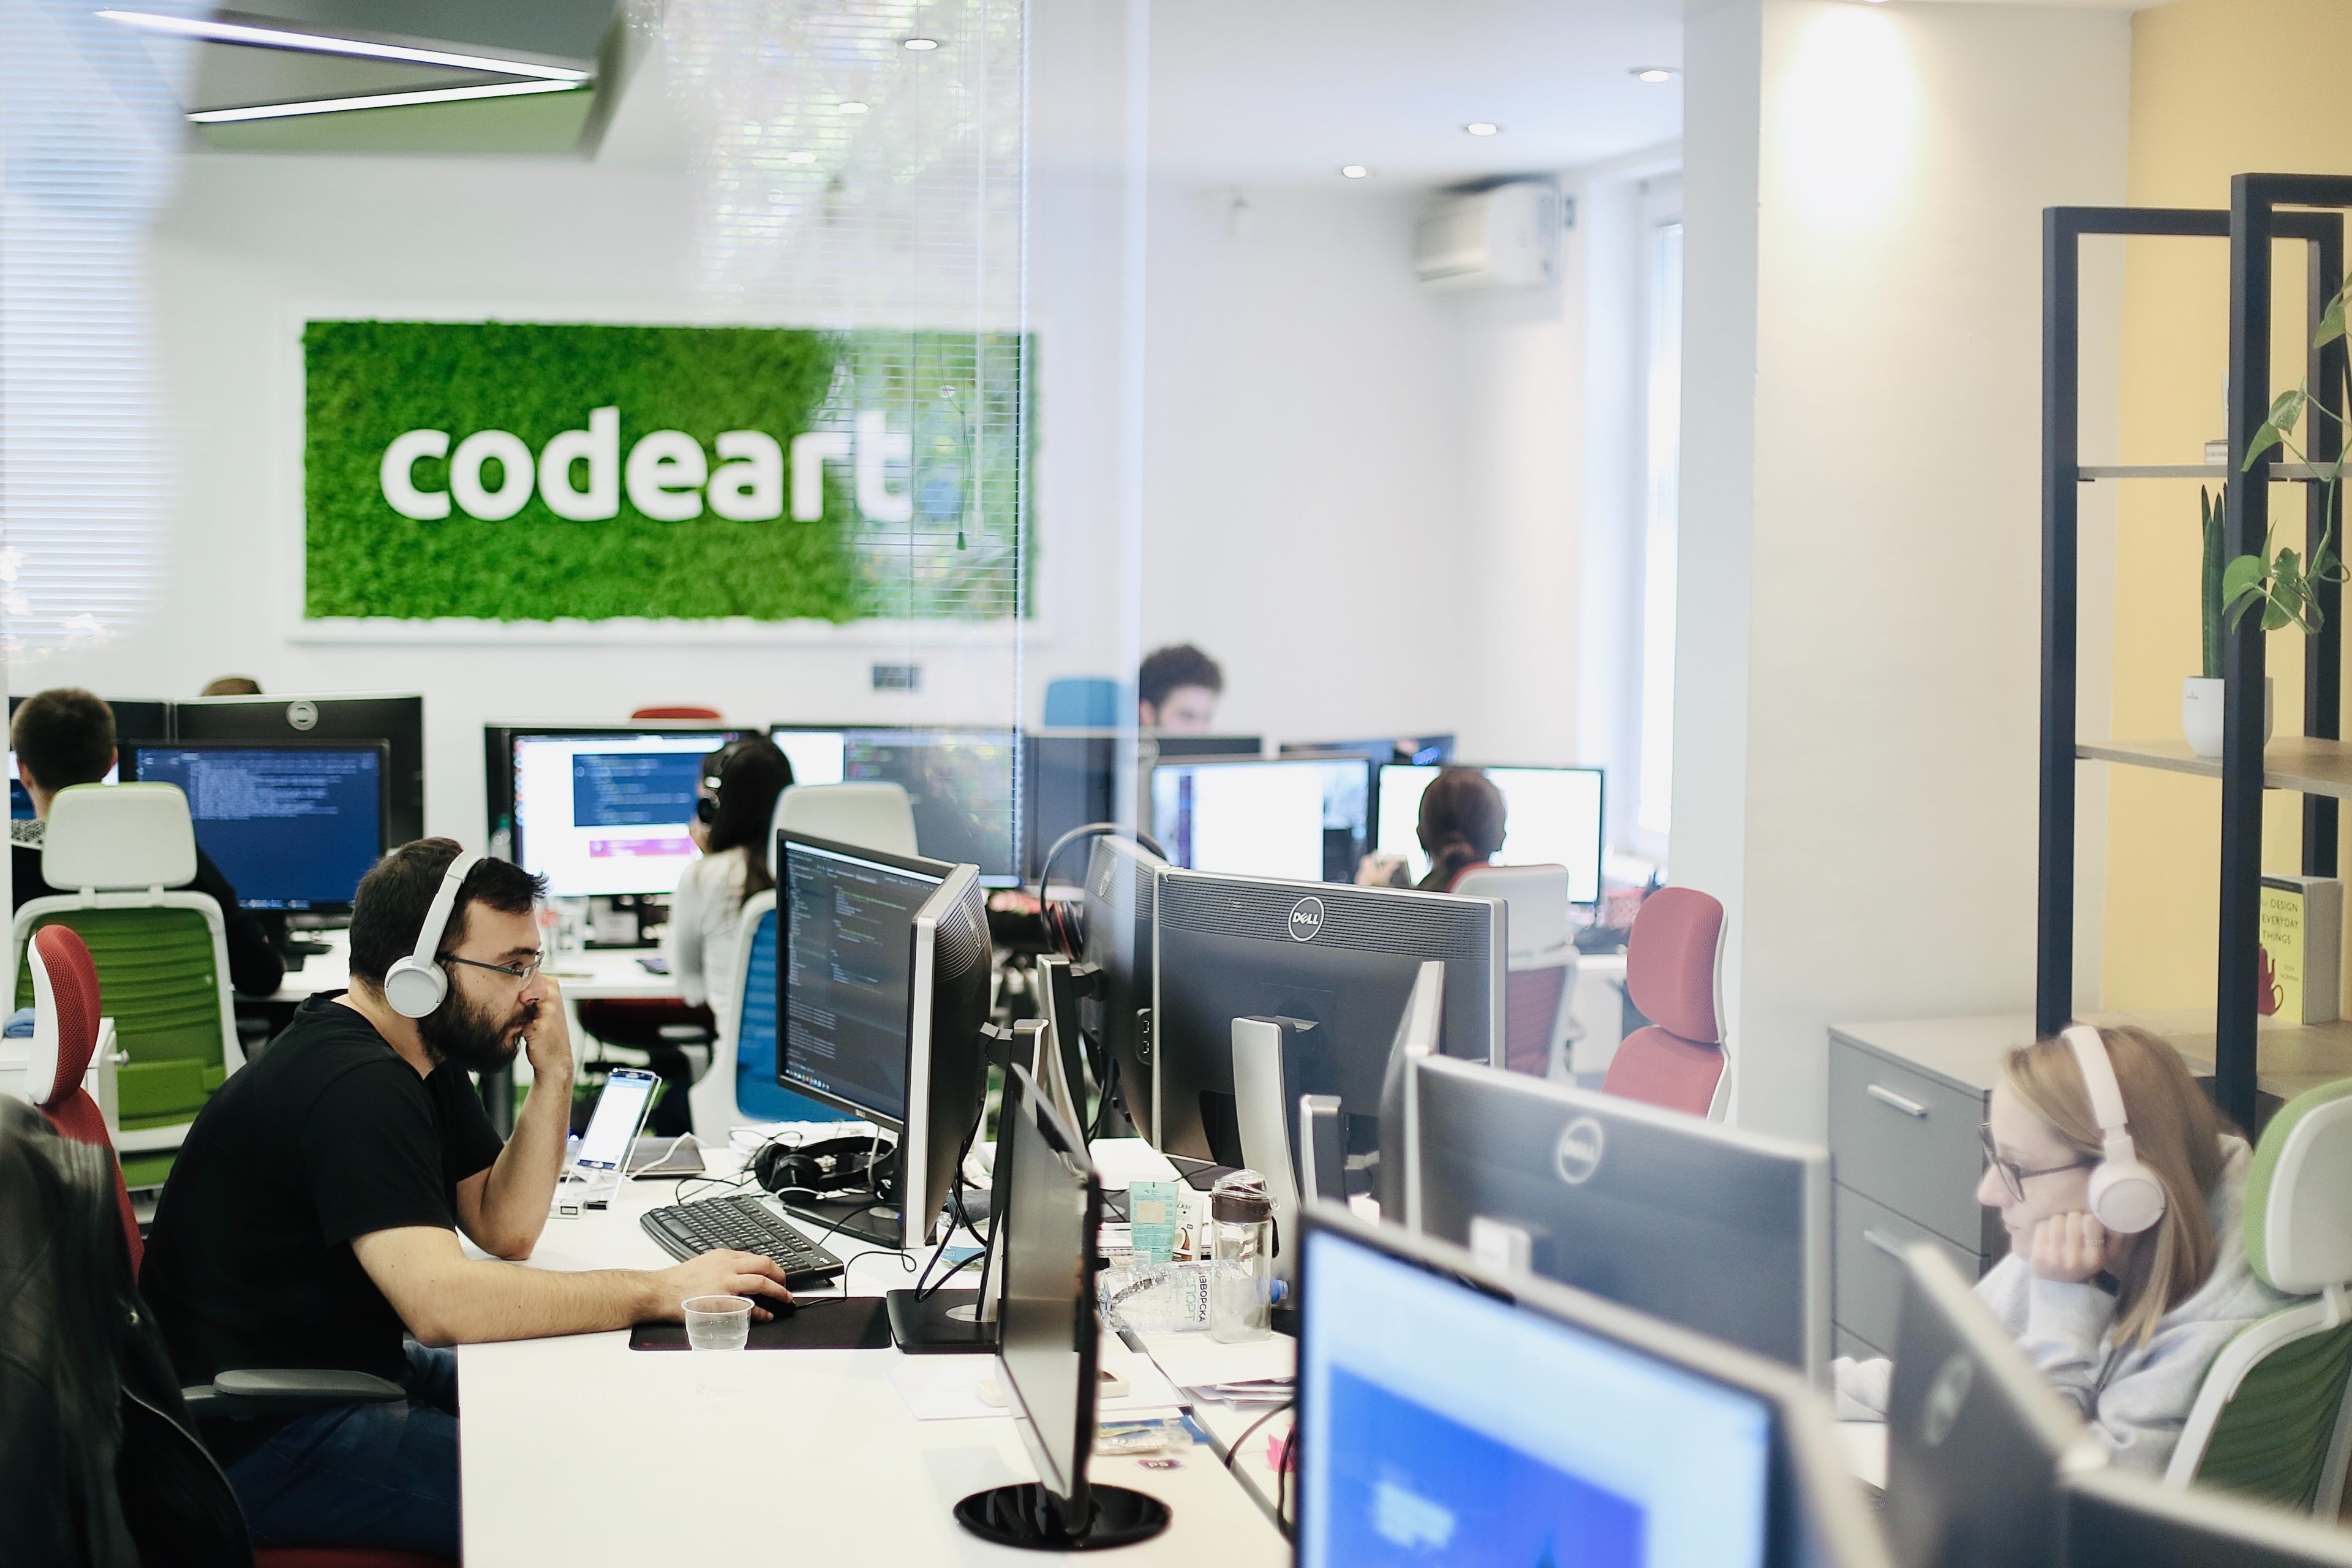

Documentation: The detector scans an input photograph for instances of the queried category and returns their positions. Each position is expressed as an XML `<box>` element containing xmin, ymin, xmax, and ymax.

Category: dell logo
<box><xmin>285</xmin><ymin>700</ymin><xmax>319</xmax><ymax>732</ymax></box>
<box><xmin>1287</xmin><ymin>897</ymin><xmax>1326</xmax><ymax>942</ymax></box>
<box><xmin>1553</xmin><ymin>1117</ymin><xmax>1605</xmax><ymax>1185</ymax></box>
<box><xmin>1921</xmin><ymin>1352</ymin><xmax>1975</xmax><ymax>1447</ymax></box>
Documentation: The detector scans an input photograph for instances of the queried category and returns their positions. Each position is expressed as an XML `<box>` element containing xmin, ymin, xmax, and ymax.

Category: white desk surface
<box><xmin>270</xmin><ymin>929</ymin><xmax>684</xmax><ymax>1004</ymax></box>
<box><xmin>459</xmin><ymin>1146</ymin><xmax>1287</xmax><ymax>1567</ymax></box>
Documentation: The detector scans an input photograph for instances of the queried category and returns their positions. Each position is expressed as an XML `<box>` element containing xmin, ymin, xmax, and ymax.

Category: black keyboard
<box><xmin>639</xmin><ymin>1196</ymin><xmax>845</xmax><ymax>1289</ymax></box>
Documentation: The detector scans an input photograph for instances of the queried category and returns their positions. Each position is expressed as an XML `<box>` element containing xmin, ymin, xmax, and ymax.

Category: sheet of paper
<box><xmin>1139</xmin><ymin>1330</ymin><xmax>1297</xmax><ymax>1393</ymax></box>
<box><xmin>1089</xmin><ymin>1137</ymin><xmax>1182</xmax><ymax>1192</ymax></box>
<box><xmin>1838</xmin><ymin>1420</ymin><xmax>1889</xmax><ymax>1490</ymax></box>
<box><xmin>886</xmin><ymin>1338</ymin><xmax>1183</xmax><ymax>1423</ymax></box>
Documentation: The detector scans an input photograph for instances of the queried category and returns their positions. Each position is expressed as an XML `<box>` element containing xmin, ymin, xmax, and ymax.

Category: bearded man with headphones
<box><xmin>140</xmin><ymin>839</ymin><xmax>794</xmax><ymax>1559</ymax></box>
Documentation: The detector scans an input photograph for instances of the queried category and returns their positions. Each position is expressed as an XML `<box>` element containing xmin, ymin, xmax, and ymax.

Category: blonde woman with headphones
<box><xmin>1833</xmin><ymin>1023</ymin><xmax>2297</xmax><ymax>1472</ymax></box>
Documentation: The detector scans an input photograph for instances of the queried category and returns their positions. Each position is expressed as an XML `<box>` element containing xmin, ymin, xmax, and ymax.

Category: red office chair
<box><xmin>22</xmin><ymin>928</ymin><xmax>452</xmax><ymax>1568</ymax></box>
<box><xmin>1601</xmin><ymin>887</ymin><xmax>1730</xmax><ymax>1120</ymax></box>
<box><xmin>630</xmin><ymin>705</ymin><xmax>723</xmax><ymax>722</ymax></box>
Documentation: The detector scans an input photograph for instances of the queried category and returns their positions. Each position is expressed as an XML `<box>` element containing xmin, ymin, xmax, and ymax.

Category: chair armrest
<box><xmin>182</xmin><ymin>1367</ymin><xmax>409</xmax><ymax>1420</ymax></box>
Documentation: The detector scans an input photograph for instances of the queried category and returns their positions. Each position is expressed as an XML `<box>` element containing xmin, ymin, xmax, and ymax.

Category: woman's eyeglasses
<box><xmin>1978</xmin><ymin>1123</ymin><xmax>2092</xmax><ymax>1204</ymax></box>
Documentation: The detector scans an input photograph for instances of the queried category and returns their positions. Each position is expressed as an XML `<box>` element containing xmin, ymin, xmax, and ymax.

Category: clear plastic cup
<box><xmin>682</xmin><ymin>1294</ymin><xmax>753</xmax><ymax>1351</ymax></box>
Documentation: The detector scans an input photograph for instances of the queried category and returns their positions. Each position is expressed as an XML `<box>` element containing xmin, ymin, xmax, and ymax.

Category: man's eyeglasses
<box><xmin>443</xmin><ymin>953</ymin><xmax>543</xmax><ymax>986</ymax></box>
<box><xmin>1978</xmin><ymin>1123</ymin><xmax>2091</xmax><ymax>1204</ymax></box>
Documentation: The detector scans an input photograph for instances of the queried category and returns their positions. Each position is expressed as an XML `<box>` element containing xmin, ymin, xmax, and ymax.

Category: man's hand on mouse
<box><xmin>655</xmin><ymin>1250</ymin><xmax>795</xmax><ymax>1321</ymax></box>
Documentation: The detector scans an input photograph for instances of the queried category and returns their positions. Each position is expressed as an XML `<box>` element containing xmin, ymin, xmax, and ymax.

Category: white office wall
<box><xmin>1675</xmin><ymin>0</ymin><xmax>2130</xmax><ymax>1138</ymax></box>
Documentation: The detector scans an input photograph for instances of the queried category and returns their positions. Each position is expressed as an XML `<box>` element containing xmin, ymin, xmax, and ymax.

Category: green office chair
<box><xmin>11</xmin><ymin>783</ymin><xmax>241</xmax><ymax>1190</ymax></box>
<box><xmin>2165</xmin><ymin>1077</ymin><xmax>2352</xmax><ymax>1515</ymax></box>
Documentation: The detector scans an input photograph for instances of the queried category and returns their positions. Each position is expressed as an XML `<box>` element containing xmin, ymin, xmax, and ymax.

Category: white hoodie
<box><xmin>1833</xmin><ymin>1136</ymin><xmax>2299</xmax><ymax>1474</ymax></box>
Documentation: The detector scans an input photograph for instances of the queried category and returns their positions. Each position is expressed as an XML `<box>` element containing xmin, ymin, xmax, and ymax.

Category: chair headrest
<box><xmin>42</xmin><ymin>784</ymin><xmax>196</xmax><ymax>891</ymax></box>
<box><xmin>1624</xmin><ymin>886</ymin><xmax>1726</xmax><ymax>1045</ymax></box>
<box><xmin>2245</xmin><ymin>1078</ymin><xmax>2352</xmax><ymax>1294</ymax></box>
<box><xmin>26</xmin><ymin>925</ymin><xmax>101</xmax><ymax>1110</ymax></box>
<box><xmin>1447</xmin><ymin>864</ymin><xmax>1572</xmax><ymax>954</ymax></box>
<box><xmin>772</xmin><ymin>782</ymin><xmax>919</xmax><ymax>858</ymax></box>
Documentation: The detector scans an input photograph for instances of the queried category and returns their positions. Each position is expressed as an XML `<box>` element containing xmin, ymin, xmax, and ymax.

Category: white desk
<box><xmin>271</xmin><ymin>929</ymin><xmax>682</xmax><ymax>1004</ymax></box>
<box><xmin>459</xmin><ymin>1152</ymin><xmax>1287</xmax><ymax>1566</ymax></box>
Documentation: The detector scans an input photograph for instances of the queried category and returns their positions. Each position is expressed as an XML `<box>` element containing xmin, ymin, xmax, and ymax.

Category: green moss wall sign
<box><xmin>303</xmin><ymin>320</ymin><xmax>1028</xmax><ymax>624</ymax></box>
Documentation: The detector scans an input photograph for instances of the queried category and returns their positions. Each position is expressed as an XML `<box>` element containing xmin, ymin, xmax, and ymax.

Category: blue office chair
<box><xmin>688</xmin><ymin>893</ymin><xmax>849</xmax><ymax>1137</ymax></box>
<box><xmin>1043</xmin><ymin>677</ymin><xmax>1123</xmax><ymax>729</ymax></box>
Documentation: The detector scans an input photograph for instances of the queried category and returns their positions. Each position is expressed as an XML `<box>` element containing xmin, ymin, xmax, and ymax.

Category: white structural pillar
<box><xmin>1673</xmin><ymin>0</ymin><xmax>2130</xmax><ymax>1138</ymax></box>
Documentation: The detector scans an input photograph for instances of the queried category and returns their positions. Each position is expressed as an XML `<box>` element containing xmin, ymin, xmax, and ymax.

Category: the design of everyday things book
<box><xmin>2260</xmin><ymin>876</ymin><xmax>2343</xmax><ymax>1025</ymax></box>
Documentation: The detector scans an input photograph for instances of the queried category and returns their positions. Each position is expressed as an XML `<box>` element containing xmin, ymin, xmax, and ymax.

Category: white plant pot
<box><xmin>2182</xmin><ymin>676</ymin><xmax>2273</xmax><ymax>759</ymax></box>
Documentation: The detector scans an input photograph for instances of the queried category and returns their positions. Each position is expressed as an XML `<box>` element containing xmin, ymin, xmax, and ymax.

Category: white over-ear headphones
<box><xmin>2060</xmin><ymin>1023</ymin><xmax>2168</xmax><ymax>1234</ymax></box>
<box><xmin>382</xmin><ymin>851</ymin><xmax>482</xmax><ymax>1020</ymax></box>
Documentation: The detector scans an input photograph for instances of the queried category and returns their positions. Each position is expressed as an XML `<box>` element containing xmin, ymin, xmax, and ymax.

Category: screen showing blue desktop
<box><xmin>130</xmin><ymin>744</ymin><xmax>385</xmax><ymax>911</ymax></box>
<box><xmin>1298</xmin><ymin>1226</ymin><xmax>1771</xmax><ymax>1568</ymax></box>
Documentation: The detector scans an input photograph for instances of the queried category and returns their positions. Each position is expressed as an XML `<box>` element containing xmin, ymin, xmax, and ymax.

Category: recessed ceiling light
<box><xmin>903</xmin><ymin>36</ymin><xmax>940</xmax><ymax>50</ymax></box>
<box><xmin>1341</xmin><ymin>164</ymin><xmax>1373</xmax><ymax>179</ymax></box>
<box><xmin>838</xmin><ymin>100</ymin><xmax>869</xmax><ymax>115</ymax></box>
<box><xmin>1464</xmin><ymin>122</ymin><xmax>1500</xmax><ymax>137</ymax></box>
<box><xmin>1631</xmin><ymin>66</ymin><xmax>1679</xmax><ymax>83</ymax></box>
<box><xmin>788</xmin><ymin>150</ymin><xmax>818</xmax><ymax>164</ymax></box>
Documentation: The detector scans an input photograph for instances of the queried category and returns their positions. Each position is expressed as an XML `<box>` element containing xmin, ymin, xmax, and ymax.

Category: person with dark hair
<box><xmin>139</xmin><ymin>838</ymin><xmax>793</xmax><ymax>1558</ymax></box>
<box><xmin>1137</xmin><ymin>642</ymin><xmax>1224</xmax><ymax>731</ymax></box>
<box><xmin>198</xmin><ymin>675</ymin><xmax>262</xmax><ymax>696</ymax></box>
<box><xmin>10</xmin><ymin>687</ymin><xmax>282</xmax><ymax>997</ymax></box>
<box><xmin>1416</xmin><ymin>767</ymin><xmax>1507</xmax><ymax>892</ymax></box>
<box><xmin>666</xmin><ymin>736</ymin><xmax>795</xmax><ymax>1039</ymax></box>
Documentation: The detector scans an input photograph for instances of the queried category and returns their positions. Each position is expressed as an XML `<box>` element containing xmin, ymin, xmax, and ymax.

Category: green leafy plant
<box><xmin>2232</xmin><ymin>284</ymin><xmax>2352</xmax><ymax>633</ymax></box>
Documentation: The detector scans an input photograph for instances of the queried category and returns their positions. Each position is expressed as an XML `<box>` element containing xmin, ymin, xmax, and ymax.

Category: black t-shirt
<box><xmin>140</xmin><ymin>992</ymin><xmax>503</xmax><ymax>1415</ymax></box>
<box><xmin>12</xmin><ymin>841</ymin><xmax>285</xmax><ymax>998</ymax></box>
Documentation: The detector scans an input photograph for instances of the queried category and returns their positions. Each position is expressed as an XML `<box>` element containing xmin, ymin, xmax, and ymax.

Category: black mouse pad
<box><xmin>628</xmin><ymin>1296</ymin><xmax>894</xmax><ymax>1351</ymax></box>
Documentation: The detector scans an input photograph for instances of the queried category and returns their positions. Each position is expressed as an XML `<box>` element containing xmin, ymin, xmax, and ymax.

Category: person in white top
<box><xmin>665</xmin><ymin>737</ymin><xmax>794</xmax><ymax>1044</ymax></box>
<box><xmin>1833</xmin><ymin>1024</ymin><xmax>2297</xmax><ymax>1473</ymax></box>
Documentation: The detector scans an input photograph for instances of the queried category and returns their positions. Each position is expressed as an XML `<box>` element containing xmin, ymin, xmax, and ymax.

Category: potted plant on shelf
<box><xmin>2184</xmin><ymin>485</ymin><xmax>2274</xmax><ymax>757</ymax></box>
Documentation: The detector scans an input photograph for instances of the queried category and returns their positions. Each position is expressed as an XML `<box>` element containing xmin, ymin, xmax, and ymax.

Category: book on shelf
<box><xmin>2258</xmin><ymin>876</ymin><xmax>2343</xmax><ymax>1025</ymax></box>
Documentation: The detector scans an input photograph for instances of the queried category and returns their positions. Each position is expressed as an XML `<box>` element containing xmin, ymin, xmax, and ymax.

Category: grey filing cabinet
<box><xmin>1827</xmin><ymin>1016</ymin><xmax>2035</xmax><ymax>1360</ymax></box>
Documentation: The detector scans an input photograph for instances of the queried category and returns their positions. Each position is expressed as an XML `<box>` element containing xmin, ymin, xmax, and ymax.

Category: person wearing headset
<box><xmin>139</xmin><ymin>839</ymin><xmax>793</xmax><ymax>1558</ymax></box>
<box><xmin>1832</xmin><ymin>1023</ymin><xmax>2295</xmax><ymax>1472</ymax></box>
<box><xmin>666</xmin><ymin>736</ymin><xmax>794</xmax><ymax>1043</ymax></box>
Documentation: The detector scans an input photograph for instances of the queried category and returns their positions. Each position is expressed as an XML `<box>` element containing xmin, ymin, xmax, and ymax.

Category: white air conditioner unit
<box><xmin>1413</xmin><ymin>182</ymin><xmax>1561</xmax><ymax>293</ymax></box>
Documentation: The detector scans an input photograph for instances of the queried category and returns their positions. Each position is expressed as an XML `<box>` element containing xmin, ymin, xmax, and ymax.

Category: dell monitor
<box><xmin>1149</xmin><ymin>755</ymin><xmax>1376</xmax><ymax>884</ymax></box>
<box><xmin>1281</xmin><ymin>734</ymin><xmax>1456</xmax><ymax>766</ymax></box>
<box><xmin>954</xmin><ymin>1063</ymin><xmax>1170</xmax><ymax>1550</ymax></box>
<box><xmin>2064</xmin><ymin>1466</ymin><xmax>2352</xmax><ymax>1568</ymax></box>
<box><xmin>124</xmin><ymin>741</ymin><xmax>388</xmax><ymax>913</ymax></box>
<box><xmin>775</xmin><ymin>832</ymin><xmax>993</xmax><ymax>1259</ymax></box>
<box><xmin>175</xmin><ymin>693</ymin><xmax>424</xmax><ymax>848</ymax></box>
<box><xmin>1887</xmin><ymin>1246</ymin><xmax>2103</xmax><ymax>1568</ymax></box>
<box><xmin>772</xmin><ymin>725</ymin><xmax>1019</xmax><ymax>886</ymax></box>
<box><xmin>1377</xmin><ymin>762</ymin><xmax>1605</xmax><ymax>904</ymax></box>
<box><xmin>1079</xmin><ymin>834</ymin><xmax>1163</xmax><ymax>1139</ymax></box>
<box><xmin>508</xmin><ymin>728</ymin><xmax>750</xmax><ymax>899</ymax></box>
<box><xmin>1409</xmin><ymin>1054</ymin><xmax>1831</xmax><ymax>1376</ymax></box>
<box><xmin>1296</xmin><ymin>1205</ymin><xmax>1893</xmax><ymax>1568</ymax></box>
<box><xmin>1150</xmin><ymin>867</ymin><xmax>1501</xmax><ymax>1171</ymax></box>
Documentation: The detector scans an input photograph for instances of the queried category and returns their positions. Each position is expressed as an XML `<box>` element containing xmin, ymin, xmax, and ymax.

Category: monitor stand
<box><xmin>953</xmin><ymin>1485</ymin><xmax>1170</xmax><ymax>1551</ymax></box>
<box><xmin>779</xmin><ymin>1193</ymin><xmax>903</xmax><ymax>1250</ymax></box>
<box><xmin>886</xmin><ymin>1288</ymin><xmax>995</xmax><ymax>1355</ymax></box>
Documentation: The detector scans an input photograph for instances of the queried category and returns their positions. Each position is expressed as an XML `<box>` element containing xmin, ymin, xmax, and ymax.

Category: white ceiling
<box><xmin>1140</xmin><ymin>0</ymin><xmax>1685</xmax><ymax>187</ymax></box>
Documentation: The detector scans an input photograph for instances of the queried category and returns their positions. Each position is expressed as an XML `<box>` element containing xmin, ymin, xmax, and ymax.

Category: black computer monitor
<box><xmin>174</xmin><ymin>694</ymin><xmax>423</xmax><ymax>848</ymax></box>
<box><xmin>1080</xmin><ymin>835</ymin><xmax>1163</xmax><ymax>1139</ymax></box>
<box><xmin>1150</xmin><ymin>867</ymin><xmax>1501</xmax><ymax>1169</ymax></box>
<box><xmin>1281</xmin><ymin>734</ymin><xmax>1456</xmax><ymax>766</ymax></box>
<box><xmin>953</xmin><ymin>1063</ymin><xmax>1170</xmax><ymax>1550</ymax></box>
<box><xmin>1887</xmin><ymin>1246</ymin><xmax>2101</xmax><ymax>1568</ymax></box>
<box><xmin>1145</xmin><ymin>733</ymin><xmax>1262</xmax><ymax>758</ymax></box>
<box><xmin>506</xmin><ymin>726</ymin><xmax>750</xmax><ymax>899</ymax></box>
<box><xmin>1376</xmin><ymin>761</ymin><xmax>1607</xmax><ymax>904</ymax></box>
<box><xmin>1409</xmin><ymin>1054</ymin><xmax>1831</xmax><ymax>1376</ymax></box>
<box><xmin>2064</xmin><ymin>1466</ymin><xmax>2352</xmax><ymax>1568</ymax></box>
<box><xmin>775</xmin><ymin>832</ymin><xmax>993</xmax><ymax>1254</ymax></box>
<box><xmin>1148</xmin><ymin>755</ymin><xmax>1376</xmax><ymax>884</ymax></box>
<box><xmin>123</xmin><ymin>741</ymin><xmax>389</xmax><ymax>913</ymax></box>
<box><xmin>6</xmin><ymin>695</ymin><xmax>165</xmax><ymax>820</ymax></box>
<box><xmin>771</xmin><ymin>724</ymin><xmax>1019</xmax><ymax>886</ymax></box>
<box><xmin>1296</xmin><ymin>1205</ymin><xmax>1893</xmax><ymax>1568</ymax></box>
<box><xmin>1023</xmin><ymin>731</ymin><xmax>1122</xmax><ymax>882</ymax></box>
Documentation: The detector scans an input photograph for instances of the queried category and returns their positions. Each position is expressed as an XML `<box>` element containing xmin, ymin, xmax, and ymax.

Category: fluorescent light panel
<box><xmin>96</xmin><ymin>9</ymin><xmax>592</xmax><ymax>82</ymax></box>
<box><xmin>188</xmin><ymin>78</ymin><xmax>586</xmax><ymax>124</ymax></box>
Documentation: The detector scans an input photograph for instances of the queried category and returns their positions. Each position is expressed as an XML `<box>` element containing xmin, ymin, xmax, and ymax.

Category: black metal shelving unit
<box><xmin>2038</xmin><ymin>183</ymin><xmax>2348</xmax><ymax>1133</ymax></box>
